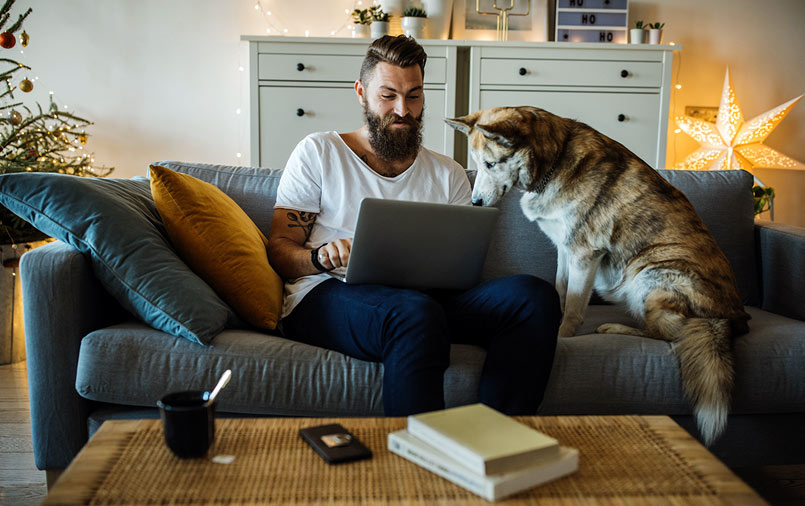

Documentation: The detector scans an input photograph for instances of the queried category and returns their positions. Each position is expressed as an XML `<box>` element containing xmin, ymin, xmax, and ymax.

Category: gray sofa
<box><xmin>21</xmin><ymin>161</ymin><xmax>805</xmax><ymax>475</ymax></box>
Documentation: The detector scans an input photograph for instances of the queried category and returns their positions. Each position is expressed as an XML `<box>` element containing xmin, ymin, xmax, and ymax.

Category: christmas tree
<box><xmin>0</xmin><ymin>0</ymin><xmax>112</xmax><ymax>244</ymax></box>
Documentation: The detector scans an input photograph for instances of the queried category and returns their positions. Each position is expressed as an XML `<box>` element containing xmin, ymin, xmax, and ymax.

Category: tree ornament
<box><xmin>0</xmin><ymin>32</ymin><xmax>16</xmax><ymax>49</ymax></box>
<box><xmin>20</xmin><ymin>30</ymin><xmax>29</xmax><ymax>47</ymax></box>
<box><xmin>78</xmin><ymin>132</ymin><xmax>88</xmax><ymax>145</ymax></box>
<box><xmin>7</xmin><ymin>109</ymin><xmax>22</xmax><ymax>125</ymax></box>
<box><xmin>675</xmin><ymin>68</ymin><xmax>804</xmax><ymax>171</ymax></box>
<box><xmin>18</xmin><ymin>78</ymin><xmax>33</xmax><ymax>92</ymax></box>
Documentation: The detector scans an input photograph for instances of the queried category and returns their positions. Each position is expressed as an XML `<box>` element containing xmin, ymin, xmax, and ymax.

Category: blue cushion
<box><xmin>0</xmin><ymin>173</ymin><xmax>236</xmax><ymax>345</ymax></box>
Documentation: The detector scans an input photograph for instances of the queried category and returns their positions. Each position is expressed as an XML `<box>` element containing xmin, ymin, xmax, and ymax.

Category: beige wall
<box><xmin>23</xmin><ymin>0</ymin><xmax>804</xmax><ymax>225</ymax></box>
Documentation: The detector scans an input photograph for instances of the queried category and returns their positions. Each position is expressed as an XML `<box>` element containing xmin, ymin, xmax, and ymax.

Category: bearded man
<box><xmin>267</xmin><ymin>35</ymin><xmax>561</xmax><ymax>416</ymax></box>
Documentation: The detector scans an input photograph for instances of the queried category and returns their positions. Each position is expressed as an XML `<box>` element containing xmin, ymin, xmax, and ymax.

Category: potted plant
<box><xmin>351</xmin><ymin>8</ymin><xmax>371</xmax><ymax>38</ymax></box>
<box><xmin>647</xmin><ymin>22</ymin><xmax>665</xmax><ymax>44</ymax></box>
<box><xmin>370</xmin><ymin>6</ymin><xmax>390</xmax><ymax>38</ymax></box>
<box><xmin>630</xmin><ymin>20</ymin><xmax>646</xmax><ymax>44</ymax></box>
<box><xmin>401</xmin><ymin>6</ymin><xmax>427</xmax><ymax>38</ymax></box>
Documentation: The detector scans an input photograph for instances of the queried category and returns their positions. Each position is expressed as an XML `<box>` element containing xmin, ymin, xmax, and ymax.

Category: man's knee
<box><xmin>500</xmin><ymin>274</ymin><xmax>561</xmax><ymax>324</ymax></box>
<box><xmin>381</xmin><ymin>290</ymin><xmax>450</xmax><ymax>353</ymax></box>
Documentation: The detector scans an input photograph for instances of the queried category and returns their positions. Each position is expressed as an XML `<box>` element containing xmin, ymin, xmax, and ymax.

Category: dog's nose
<box><xmin>472</xmin><ymin>199</ymin><xmax>484</xmax><ymax>207</ymax></box>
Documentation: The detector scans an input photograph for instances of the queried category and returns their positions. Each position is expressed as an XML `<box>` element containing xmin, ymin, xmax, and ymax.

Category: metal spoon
<box><xmin>204</xmin><ymin>369</ymin><xmax>232</xmax><ymax>406</ymax></box>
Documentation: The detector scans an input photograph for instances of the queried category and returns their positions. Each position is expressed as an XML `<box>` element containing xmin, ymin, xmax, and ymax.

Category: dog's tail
<box><xmin>674</xmin><ymin>318</ymin><xmax>734</xmax><ymax>446</ymax></box>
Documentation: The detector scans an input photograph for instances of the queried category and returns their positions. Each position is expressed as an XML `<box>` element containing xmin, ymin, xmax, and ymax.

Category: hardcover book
<box><xmin>407</xmin><ymin>403</ymin><xmax>560</xmax><ymax>475</ymax></box>
<box><xmin>388</xmin><ymin>429</ymin><xmax>578</xmax><ymax>501</ymax></box>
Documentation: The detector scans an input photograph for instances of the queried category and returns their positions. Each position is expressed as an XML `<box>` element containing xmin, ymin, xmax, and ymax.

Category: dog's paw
<box><xmin>557</xmin><ymin>323</ymin><xmax>577</xmax><ymax>338</ymax></box>
<box><xmin>596</xmin><ymin>323</ymin><xmax>647</xmax><ymax>337</ymax></box>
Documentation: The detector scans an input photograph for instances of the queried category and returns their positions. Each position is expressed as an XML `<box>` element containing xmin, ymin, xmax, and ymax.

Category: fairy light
<box><xmin>254</xmin><ymin>0</ymin><xmax>362</xmax><ymax>38</ymax></box>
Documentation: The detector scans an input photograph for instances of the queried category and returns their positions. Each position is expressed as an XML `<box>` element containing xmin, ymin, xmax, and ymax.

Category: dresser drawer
<box><xmin>259</xmin><ymin>86</ymin><xmax>448</xmax><ymax>168</ymax></box>
<box><xmin>259</xmin><ymin>54</ymin><xmax>447</xmax><ymax>84</ymax></box>
<box><xmin>479</xmin><ymin>59</ymin><xmax>662</xmax><ymax>88</ymax></box>
<box><xmin>479</xmin><ymin>90</ymin><xmax>661</xmax><ymax>167</ymax></box>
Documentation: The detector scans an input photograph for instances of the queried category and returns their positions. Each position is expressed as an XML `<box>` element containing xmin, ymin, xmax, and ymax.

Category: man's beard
<box><xmin>363</xmin><ymin>102</ymin><xmax>424</xmax><ymax>162</ymax></box>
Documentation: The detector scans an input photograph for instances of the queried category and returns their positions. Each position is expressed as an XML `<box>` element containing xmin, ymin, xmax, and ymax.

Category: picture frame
<box><xmin>450</xmin><ymin>0</ymin><xmax>549</xmax><ymax>42</ymax></box>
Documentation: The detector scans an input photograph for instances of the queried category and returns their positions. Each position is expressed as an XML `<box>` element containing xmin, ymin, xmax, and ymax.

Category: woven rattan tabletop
<box><xmin>45</xmin><ymin>415</ymin><xmax>765</xmax><ymax>505</ymax></box>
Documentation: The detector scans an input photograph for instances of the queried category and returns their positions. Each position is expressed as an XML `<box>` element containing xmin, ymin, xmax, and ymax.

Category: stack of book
<box><xmin>388</xmin><ymin>403</ymin><xmax>579</xmax><ymax>501</ymax></box>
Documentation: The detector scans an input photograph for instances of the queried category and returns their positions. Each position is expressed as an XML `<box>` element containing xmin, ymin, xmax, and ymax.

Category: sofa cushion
<box><xmin>658</xmin><ymin>169</ymin><xmax>758</xmax><ymax>305</ymax></box>
<box><xmin>539</xmin><ymin>305</ymin><xmax>805</xmax><ymax>415</ymax></box>
<box><xmin>0</xmin><ymin>173</ymin><xmax>236</xmax><ymax>345</ymax></box>
<box><xmin>153</xmin><ymin>161</ymin><xmax>283</xmax><ymax>239</ymax></box>
<box><xmin>75</xmin><ymin>308</ymin><xmax>804</xmax><ymax>417</ymax></box>
<box><xmin>75</xmin><ymin>323</ymin><xmax>485</xmax><ymax>415</ymax></box>
<box><xmin>479</xmin><ymin>169</ymin><xmax>759</xmax><ymax>305</ymax></box>
<box><xmin>149</xmin><ymin>165</ymin><xmax>283</xmax><ymax>330</ymax></box>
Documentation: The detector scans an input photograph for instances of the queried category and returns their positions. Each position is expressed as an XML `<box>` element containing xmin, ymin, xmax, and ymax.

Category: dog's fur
<box><xmin>446</xmin><ymin>106</ymin><xmax>750</xmax><ymax>445</ymax></box>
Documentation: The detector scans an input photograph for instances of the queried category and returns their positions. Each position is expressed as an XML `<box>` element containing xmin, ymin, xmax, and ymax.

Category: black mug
<box><xmin>157</xmin><ymin>390</ymin><xmax>216</xmax><ymax>458</ymax></box>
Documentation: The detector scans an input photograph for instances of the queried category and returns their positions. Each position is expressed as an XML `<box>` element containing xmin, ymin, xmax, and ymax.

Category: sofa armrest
<box><xmin>20</xmin><ymin>241</ymin><xmax>127</xmax><ymax>470</ymax></box>
<box><xmin>755</xmin><ymin>220</ymin><xmax>805</xmax><ymax>321</ymax></box>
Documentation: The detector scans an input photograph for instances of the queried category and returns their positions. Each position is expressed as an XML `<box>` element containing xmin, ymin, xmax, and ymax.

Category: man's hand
<box><xmin>316</xmin><ymin>238</ymin><xmax>353</xmax><ymax>270</ymax></box>
<box><xmin>268</xmin><ymin>208</ymin><xmax>355</xmax><ymax>279</ymax></box>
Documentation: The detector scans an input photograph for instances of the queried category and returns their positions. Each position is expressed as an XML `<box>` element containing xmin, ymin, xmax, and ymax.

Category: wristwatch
<box><xmin>311</xmin><ymin>243</ymin><xmax>329</xmax><ymax>272</ymax></box>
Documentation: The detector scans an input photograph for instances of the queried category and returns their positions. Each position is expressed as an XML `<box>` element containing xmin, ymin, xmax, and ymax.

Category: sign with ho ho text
<box><xmin>555</xmin><ymin>0</ymin><xmax>628</xmax><ymax>44</ymax></box>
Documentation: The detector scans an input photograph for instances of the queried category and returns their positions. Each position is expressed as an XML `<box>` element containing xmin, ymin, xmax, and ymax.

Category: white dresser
<box><xmin>244</xmin><ymin>37</ymin><xmax>677</xmax><ymax>170</ymax></box>
<box><xmin>468</xmin><ymin>42</ymin><xmax>675</xmax><ymax>170</ymax></box>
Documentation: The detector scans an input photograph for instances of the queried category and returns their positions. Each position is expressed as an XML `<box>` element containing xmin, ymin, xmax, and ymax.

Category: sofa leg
<box><xmin>46</xmin><ymin>469</ymin><xmax>64</xmax><ymax>491</ymax></box>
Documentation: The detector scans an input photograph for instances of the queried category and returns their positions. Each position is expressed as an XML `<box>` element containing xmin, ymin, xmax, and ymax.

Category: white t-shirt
<box><xmin>274</xmin><ymin>131</ymin><xmax>472</xmax><ymax>318</ymax></box>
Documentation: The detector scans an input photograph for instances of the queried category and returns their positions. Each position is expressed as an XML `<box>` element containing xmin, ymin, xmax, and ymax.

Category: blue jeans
<box><xmin>280</xmin><ymin>274</ymin><xmax>560</xmax><ymax>416</ymax></box>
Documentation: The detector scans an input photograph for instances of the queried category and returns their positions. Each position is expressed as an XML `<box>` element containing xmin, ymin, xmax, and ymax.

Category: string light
<box><xmin>253</xmin><ymin>0</ymin><xmax>367</xmax><ymax>38</ymax></box>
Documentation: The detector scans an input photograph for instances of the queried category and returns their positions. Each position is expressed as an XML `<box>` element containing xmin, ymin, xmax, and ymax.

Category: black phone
<box><xmin>299</xmin><ymin>423</ymin><xmax>373</xmax><ymax>464</ymax></box>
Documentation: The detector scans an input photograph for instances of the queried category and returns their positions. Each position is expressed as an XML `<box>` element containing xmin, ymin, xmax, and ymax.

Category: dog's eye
<box><xmin>485</xmin><ymin>161</ymin><xmax>496</xmax><ymax>169</ymax></box>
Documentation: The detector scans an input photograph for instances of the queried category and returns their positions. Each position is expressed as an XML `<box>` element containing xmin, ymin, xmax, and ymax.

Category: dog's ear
<box><xmin>475</xmin><ymin>121</ymin><xmax>517</xmax><ymax>148</ymax></box>
<box><xmin>444</xmin><ymin>111</ymin><xmax>481</xmax><ymax>135</ymax></box>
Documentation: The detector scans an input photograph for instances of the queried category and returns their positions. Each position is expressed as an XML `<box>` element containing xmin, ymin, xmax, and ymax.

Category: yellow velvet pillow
<box><xmin>149</xmin><ymin>164</ymin><xmax>283</xmax><ymax>331</ymax></box>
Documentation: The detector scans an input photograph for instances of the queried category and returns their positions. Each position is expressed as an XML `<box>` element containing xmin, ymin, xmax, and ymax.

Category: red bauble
<box><xmin>0</xmin><ymin>32</ymin><xmax>16</xmax><ymax>49</ymax></box>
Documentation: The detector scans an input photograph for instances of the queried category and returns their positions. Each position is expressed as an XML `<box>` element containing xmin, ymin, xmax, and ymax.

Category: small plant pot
<box><xmin>648</xmin><ymin>28</ymin><xmax>663</xmax><ymax>44</ymax></box>
<box><xmin>352</xmin><ymin>24</ymin><xmax>371</xmax><ymax>38</ymax></box>
<box><xmin>629</xmin><ymin>28</ymin><xmax>646</xmax><ymax>44</ymax></box>
<box><xmin>401</xmin><ymin>17</ymin><xmax>426</xmax><ymax>38</ymax></box>
<box><xmin>371</xmin><ymin>21</ymin><xmax>390</xmax><ymax>38</ymax></box>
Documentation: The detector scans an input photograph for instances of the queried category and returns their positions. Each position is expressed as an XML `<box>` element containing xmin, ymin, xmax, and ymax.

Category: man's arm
<box><xmin>267</xmin><ymin>208</ymin><xmax>352</xmax><ymax>279</ymax></box>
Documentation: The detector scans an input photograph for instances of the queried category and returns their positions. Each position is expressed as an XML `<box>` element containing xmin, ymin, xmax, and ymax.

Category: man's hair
<box><xmin>359</xmin><ymin>35</ymin><xmax>427</xmax><ymax>86</ymax></box>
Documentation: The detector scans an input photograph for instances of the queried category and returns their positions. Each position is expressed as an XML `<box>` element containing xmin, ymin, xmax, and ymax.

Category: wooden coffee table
<box><xmin>45</xmin><ymin>415</ymin><xmax>766</xmax><ymax>505</ymax></box>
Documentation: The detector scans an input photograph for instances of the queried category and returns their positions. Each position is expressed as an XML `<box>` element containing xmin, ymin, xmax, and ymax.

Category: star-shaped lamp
<box><xmin>675</xmin><ymin>68</ymin><xmax>804</xmax><ymax>171</ymax></box>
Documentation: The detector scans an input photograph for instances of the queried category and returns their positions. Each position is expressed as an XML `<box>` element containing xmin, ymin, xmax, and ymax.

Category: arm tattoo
<box><xmin>286</xmin><ymin>210</ymin><xmax>316</xmax><ymax>238</ymax></box>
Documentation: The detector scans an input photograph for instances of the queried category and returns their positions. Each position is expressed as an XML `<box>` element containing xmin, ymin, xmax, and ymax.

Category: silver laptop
<box><xmin>343</xmin><ymin>198</ymin><xmax>500</xmax><ymax>290</ymax></box>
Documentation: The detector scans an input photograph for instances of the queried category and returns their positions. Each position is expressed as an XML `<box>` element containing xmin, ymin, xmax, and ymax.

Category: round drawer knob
<box><xmin>296</xmin><ymin>108</ymin><xmax>305</xmax><ymax>117</ymax></box>
<box><xmin>296</xmin><ymin>63</ymin><xmax>305</xmax><ymax>71</ymax></box>
<box><xmin>620</xmin><ymin>69</ymin><xmax>629</xmax><ymax>78</ymax></box>
<box><xmin>518</xmin><ymin>67</ymin><xmax>527</xmax><ymax>76</ymax></box>
<box><xmin>618</xmin><ymin>114</ymin><xmax>627</xmax><ymax>122</ymax></box>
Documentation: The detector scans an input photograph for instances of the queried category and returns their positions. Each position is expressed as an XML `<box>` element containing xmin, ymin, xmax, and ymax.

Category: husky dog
<box><xmin>446</xmin><ymin>106</ymin><xmax>750</xmax><ymax>445</ymax></box>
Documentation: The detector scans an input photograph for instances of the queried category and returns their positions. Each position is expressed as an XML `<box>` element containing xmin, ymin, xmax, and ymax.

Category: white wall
<box><xmin>22</xmin><ymin>0</ymin><xmax>804</xmax><ymax>225</ymax></box>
